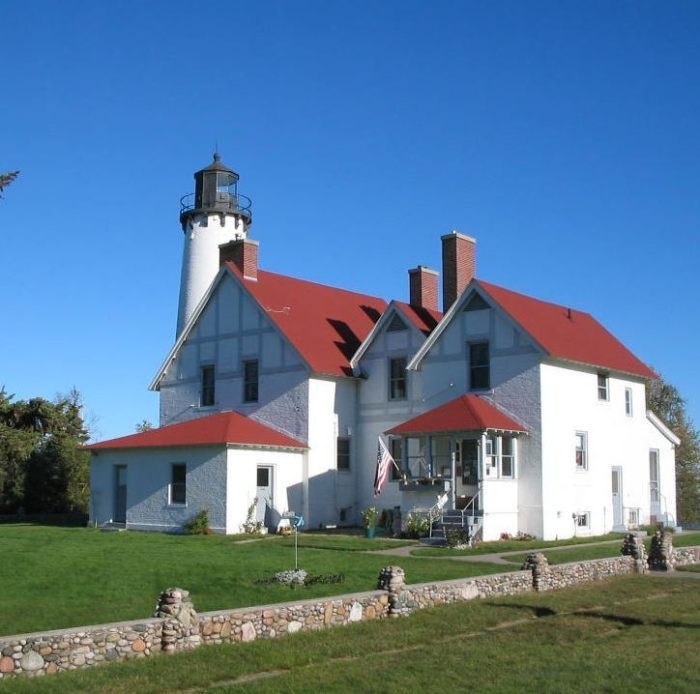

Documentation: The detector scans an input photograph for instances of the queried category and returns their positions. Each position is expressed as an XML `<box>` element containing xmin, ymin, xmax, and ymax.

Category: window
<box><xmin>483</xmin><ymin>435</ymin><xmax>516</xmax><ymax>479</ymax></box>
<box><xmin>469</xmin><ymin>342</ymin><xmax>490</xmax><ymax>390</ymax></box>
<box><xmin>575</xmin><ymin>432</ymin><xmax>588</xmax><ymax>470</ymax></box>
<box><xmin>170</xmin><ymin>464</ymin><xmax>186</xmax><ymax>505</ymax></box>
<box><xmin>500</xmin><ymin>437</ymin><xmax>515</xmax><ymax>478</ymax></box>
<box><xmin>200</xmin><ymin>365</ymin><xmax>215</xmax><ymax>407</ymax></box>
<box><xmin>337</xmin><ymin>437</ymin><xmax>350</xmax><ymax>471</ymax></box>
<box><xmin>390</xmin><ymin>438</ymin><xmax>403</xmax><ymax>480</ymax></box>
<box><xmin>575</xmin><ymin>512</ymin><xmax>590</xmax><ymax>528</ymax></box>
<box><xmin>625</xmin><ymin>387</ymin><xmax>633</xmax><ymax>416</ymax></box>
<box><xmin>243</xmin><ymin>359</ymin><xmax>259</xmax><ymax>403</ymax></box>
<box><xmin>389</xmin><ymin>357</ymin><xmax>407</xmax><ymax>400</ymax></box>
<box><xmin>597</xmin><ymin>373</ymin><xmax>609</xmax><ymax>401</ymax></box>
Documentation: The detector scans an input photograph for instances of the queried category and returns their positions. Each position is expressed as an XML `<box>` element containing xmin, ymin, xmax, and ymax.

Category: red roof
<box><xmin>386</xmin><ymin>394</ymin><xmax>527</xmax><ymax>435</ymax></box>
<box><xmin>229</xmin><ymin>264</ymin><xmax>387</xmax><ymax>377</ymax></box>
<box><xmin>86</xmin><ymin>411</ymin><xmax>307</xmax><ymax>451</ymax></box>
<box><xmin>476</xmin><ymin>280</ymin><xmax>654</xmax><ymax>379</ymax></box>
<box><xmin>394</xmin><ymin>301</ymin><xmax>442</xmax><ymax>335</ymax></box>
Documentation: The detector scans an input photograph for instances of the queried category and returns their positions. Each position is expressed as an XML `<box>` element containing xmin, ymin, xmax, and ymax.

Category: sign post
<box><xmin>282</xmin><ymin>511</ymin><xmax>305</xmax><ymax>569</ymax></box>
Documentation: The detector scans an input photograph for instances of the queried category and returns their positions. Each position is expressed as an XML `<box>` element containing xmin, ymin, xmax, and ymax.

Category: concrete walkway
<box><xmin>368</xmin><ymin>537</ymin><xmax>627</xmax><ymax>565</ymax></box>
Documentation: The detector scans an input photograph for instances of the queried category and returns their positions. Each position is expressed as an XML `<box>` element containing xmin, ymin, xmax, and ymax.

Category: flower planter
<box><xmin>365</xmin><ymin>527</ymin><xmax>376</xmax><ymax>539</ymax></box>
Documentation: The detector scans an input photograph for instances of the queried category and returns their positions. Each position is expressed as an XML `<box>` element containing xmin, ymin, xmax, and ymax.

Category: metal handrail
<box><xmin>179</xmin><ymin>192</ymin><xmax>253</xmax><ymax>215</ymax></box>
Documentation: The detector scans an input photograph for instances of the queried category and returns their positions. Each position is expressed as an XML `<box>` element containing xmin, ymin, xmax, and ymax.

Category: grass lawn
<box><xmin>0</xmin><ymin>575</ymin><xmax>698</xmax><ymax>693</ymax></box>
<box><xmin>676</xmin><ymin>564</ymin><xmax>700</xmax><ymax>573</ymax></box>
<box><xmin>410</xmin><ymin>531</ymin><xmax>626</xmax><ymax>557</ymax></box>
<box><xmin>0</xmin><ymin>525</ymin><xmax>509</xmax><ymax>637</ymax></box>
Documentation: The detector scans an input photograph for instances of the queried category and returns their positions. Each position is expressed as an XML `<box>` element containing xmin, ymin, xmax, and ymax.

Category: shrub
<box><xmin>361</xmin><ymin>506</ymin><xmax>378</xmax><ymax>529</ymax></box>
<box><xmin>405</xmin><ymin>512</ymin><xmax>430</xmax><ymax>538</ymax></box>
<box><xmin>184</xmin><ymin>509</ymin><xmax>211</xmax><ymax>535</ymax></box>
<box><xmin>445</xmin><ymin>527</ymin><xmax>470</xmax><ymax>547</ymax></box>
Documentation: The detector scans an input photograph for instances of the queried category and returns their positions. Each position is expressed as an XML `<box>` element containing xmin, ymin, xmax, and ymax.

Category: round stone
<box><xmin>20</xmin><ymin>651</ymin><xmax>45</xmax><ymax>672</ymax></box>
<box><xmin>0</xmin><ymin>657</ymin><xmax>15</xmax><ymax>673</ymax></box>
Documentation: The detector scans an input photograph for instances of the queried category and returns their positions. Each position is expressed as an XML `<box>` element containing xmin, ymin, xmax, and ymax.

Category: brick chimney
<box><xmin>219</xmin><ymin>238</ymin><xmax>259</xmax><ymax>280</ymax></box>
<box><xmin>408</xmin><ymin>266</ymin><xmax>439</xmax><ymax>311</ymax></box>
<box><xmin>441</xmin><ymin>231</ymin><xmax>476</xmax><ymax>311</ymax></box>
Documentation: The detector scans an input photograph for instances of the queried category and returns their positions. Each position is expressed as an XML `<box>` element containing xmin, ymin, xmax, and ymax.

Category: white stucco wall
<box><xmin>225</xmin><ymin>447</ymin><xmax>305</xmax><ymax>533</ymax></box>
<box><xmin>90</xmin><ymin>446</ymin><xmax>228</xmax><ymax>532</ymax></box>
<box><xmin>539</xmin><ymin>362</ymin><xmax>662</xmax><ymax>539</ymax></box>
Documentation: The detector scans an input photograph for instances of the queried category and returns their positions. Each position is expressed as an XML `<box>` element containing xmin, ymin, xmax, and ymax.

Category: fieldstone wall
<box><xmin>0</xmin><ymin>619</ymin><xmax>162</xmax><ymax>679</ymax></box>
<box><xmin>197</xmin><ymin>590</ymin><xmax>389</xmax><ymax>645</ymax></box>
<box><xmin>2</xmin><ymin>539</ymin><xmax>698</xmax><ymax>681</ymax></box>
<box><xmin>673</xmin><ymin>547</ymin><xmax>700</xmax><ymax>566</ymax></box>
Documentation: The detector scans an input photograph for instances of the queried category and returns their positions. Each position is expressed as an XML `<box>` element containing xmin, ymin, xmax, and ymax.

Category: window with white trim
<box><xmin>484</xmin><ymin>434</ymin><xmax>516</xmax><ymax>479</ymax></box>
<box><xmin>170</xmin><ymin>464</ymin><xmax>186</xmax><ymax>505</ymax></box>
<box><xmin>390</xmin><ymin>438</ymin><xmax>403</xmax><ymax>481</ymax></box>
<box><xmin>575</xmin><ymin>432</ymin><xmax>588</xmax><ymax>470</ymax></box>
<box><xmin>625</xmin><ymin>387</ymin><xmax>633</xmax><ymax>416</ymax></box>
<box><xmin>597</xmin><ymin>373</ymin><xmax>609</xmax><ymax>401</ymax></box>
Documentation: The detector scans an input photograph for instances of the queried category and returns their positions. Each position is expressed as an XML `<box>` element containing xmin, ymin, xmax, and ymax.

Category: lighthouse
<box><xmin>176</xmin><ymin>154</ymin><xmax>252</xmax><ymax>335</ymax></box>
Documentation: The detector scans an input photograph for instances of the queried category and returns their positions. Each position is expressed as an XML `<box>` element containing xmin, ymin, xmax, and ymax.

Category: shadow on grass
<box><xmin>487</xmin><ymin>602</ymin><xmax>700</xmax><ymax>630</ymax></box>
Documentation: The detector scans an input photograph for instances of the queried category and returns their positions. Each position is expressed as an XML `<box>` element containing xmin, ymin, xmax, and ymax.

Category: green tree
<box><xmin>0</xmin><ymin>171</ymin><xmax>20</xmax><ymax>198</ymax></box>
<box><xmin>135</xmin><ymin>419</ymin><xmax>154</xmax><ymax>433</ymax></box>
<box><xmin>0</xmin><ymin>388</ymin><xmax>90</xmax><ymax>514</ymax></box>
<box><xmin>647</xmin><ymin>375</ymin><xmax>700</xmax><ymax>524</ymax></box>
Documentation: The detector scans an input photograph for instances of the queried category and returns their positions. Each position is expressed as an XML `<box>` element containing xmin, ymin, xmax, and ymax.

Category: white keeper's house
<box><xmin>88</xmin><ymin>155</ymin><xmax>679</xmax><ymax>540</ymax></box>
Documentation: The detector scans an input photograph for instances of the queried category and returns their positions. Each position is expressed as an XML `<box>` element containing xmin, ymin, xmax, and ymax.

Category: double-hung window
<box><xmin>484</xmin><ymin>435</ymin><xmax>516</xmax><ymax>479</ymax></box>
<box><xmin>200</xmin><ymin>365</ymin><xmax>215</xmax><ymax>407</ymax></box>
<box><xmin>389</xmin><ymin>357</ymin><xmax>407</xmax><ymax>400</ymax></box>
<box><xmin>170</xmin><ymin>464</ymin><xmax>186</xmax><ymax>505</ymax></box>
<box><xmin>575</xmin><ymin>431</ymin><xmax>588</xmax><ymax>470</ymax></box>
<box><xmin>390</xmin><ymin>438</ymin><xmax>403</xmax><ymax>480</ymax></box>
<box><xmin>243</xmin><ymin>359</ymin><xmax>259</xmax><ymax>403</ymax></box>
<box><xmin>597</xmin><ymin>373</ymin><xmax>609</xmax><ymax>401</ymax></box>
<box><xmin>469</xmin><ymin>342</ymin><xmax>490</xmax><ymax>390</ymax></box>
<box><xmin>337</xmin><ymin>437</ymin><xmax>350</xmax><ymax>471</ymax></box>
<box><xmin>625</xmin><ymin>387</ymin><xmax>633</xmax><ymax>416</ymax></box>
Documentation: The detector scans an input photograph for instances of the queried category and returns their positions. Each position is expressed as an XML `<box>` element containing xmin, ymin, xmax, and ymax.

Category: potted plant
<box><xmin>362</xmin><ymin>506</ymin><xmax>378</xmax><ymax>538</ymax></box>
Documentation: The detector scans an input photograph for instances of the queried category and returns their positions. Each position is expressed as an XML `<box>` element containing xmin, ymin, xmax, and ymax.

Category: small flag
<box><xmin>373</xmin><ymin>436</ymin><xmax>396</xmax><ymax>497</ymax></box>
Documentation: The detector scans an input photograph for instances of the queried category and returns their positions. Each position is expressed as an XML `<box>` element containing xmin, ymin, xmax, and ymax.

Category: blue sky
<box><xmin>3</xmin><ymin>0</ymin><xmax>699</xmax><ymax>440</ymax></box>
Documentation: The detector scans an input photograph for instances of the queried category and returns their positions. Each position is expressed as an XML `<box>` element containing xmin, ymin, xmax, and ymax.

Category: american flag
<box><xmin>373</xmin><ymin>436</ymin><xmax>396</xmax><ymax>497</ymax></box>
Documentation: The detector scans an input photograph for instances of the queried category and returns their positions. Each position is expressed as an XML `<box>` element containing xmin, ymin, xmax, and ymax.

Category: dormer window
<box><xmin>597</xmin><ymin>373</ymin><xmax>609</xmax><ymax>401</ymax></box>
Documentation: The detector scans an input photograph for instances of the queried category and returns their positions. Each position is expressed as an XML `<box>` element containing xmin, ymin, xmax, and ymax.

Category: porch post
<box><xmin>450</xmin><ymin>450</ymin><xmax>457</xmax><ymax>510</ymax></box>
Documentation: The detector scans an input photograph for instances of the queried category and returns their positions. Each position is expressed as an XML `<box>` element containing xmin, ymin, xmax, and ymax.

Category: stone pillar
<box><xmin>621</xmin><ymin>533</ymin><xmax>648</xmax><ymax>574</ymax></box>
<box><xmin>378</xmin><ymin>566</ymin><xmax>412</xmax><ymax>617</ymax></box>
<box><xmin>522</xmin><ymin>552</ymin><xmax>551</xmax><ymax>592</ymax></box>
<box><xmin>154</xmin><ymin>587</ymin><xmax>200</xmax><ymax>653</ymax></box>
<box><xmin>648</xmin><ymin>530</ymin><xmax>675</xmax><ymax>571</ymax></box>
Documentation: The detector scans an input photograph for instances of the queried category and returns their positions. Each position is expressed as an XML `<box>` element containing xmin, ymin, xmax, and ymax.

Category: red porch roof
<box><xmin>86</xmin><ymin>411</ymin><xmax>307</xmax><ymax>451</ymax></box>
<box><xmin>386</xmin><ymin>394</ymin><xmax>527</xmax><ymax>436</ymax></box>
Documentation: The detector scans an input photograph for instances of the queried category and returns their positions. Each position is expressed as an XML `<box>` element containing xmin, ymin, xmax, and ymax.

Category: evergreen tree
<box><xmin>0</xmin><ymin>388</ymin><xmax>90</xmax><ymax>514</ymax></box>
<box><xmin>647</xmin><ymin>375</ymin><xmax>700</xmax><ymax>524</ymax></box>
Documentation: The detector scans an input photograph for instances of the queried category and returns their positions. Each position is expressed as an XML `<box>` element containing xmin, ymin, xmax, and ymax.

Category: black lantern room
<box><xmin>180</xmin><ymin>153</ymin><xmax>252</xmax><ymax>226</ymax></box>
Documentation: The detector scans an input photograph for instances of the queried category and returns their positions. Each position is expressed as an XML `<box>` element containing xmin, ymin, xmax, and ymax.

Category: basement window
<box><xmin>575</xmin><ymin>512</ymin><xmax>590</xmax><ymax>529</ymax></box>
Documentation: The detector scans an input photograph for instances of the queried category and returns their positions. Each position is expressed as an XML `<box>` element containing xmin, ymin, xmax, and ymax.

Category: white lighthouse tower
<box><xmin>176</xmin><ymin>154</ymin><xmax>252</xmax><ymax>335</ymax></box>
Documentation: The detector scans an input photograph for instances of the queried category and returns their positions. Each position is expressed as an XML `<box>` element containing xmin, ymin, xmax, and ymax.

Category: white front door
<box><xmin>611</xmin><ymin>467</ymin><xmax>624</xmax><ymax>530</ymax></box>
<box><xmin>256</xmin><ymin>466</ymin><xmax>273</xmax><ymax>527</ymax></box>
